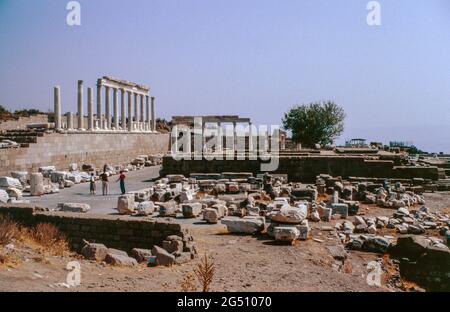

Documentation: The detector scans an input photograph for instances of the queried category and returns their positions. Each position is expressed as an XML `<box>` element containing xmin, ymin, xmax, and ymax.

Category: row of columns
<box><xmin>53</xmin><ymin>81</ymin><xmax>156</xmax><ymax>132</ymax></box>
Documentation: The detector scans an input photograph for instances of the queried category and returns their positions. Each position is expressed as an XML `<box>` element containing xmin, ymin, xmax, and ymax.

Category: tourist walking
<box><xmin>100</xmin><ymin>171</ymin><xmax>109</xmax><ymax>196</ymax></box>
<box><xmin>89</xmin><ymin>173</ymin><xmax>96</xmax><ymax>195</ymax></box>
<box><xmin>117</xmin><ymin>171</ymin><xmax>126</xmax><ymax>195</ymax></box>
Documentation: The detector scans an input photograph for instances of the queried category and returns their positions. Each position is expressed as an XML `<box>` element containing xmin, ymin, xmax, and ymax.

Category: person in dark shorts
<box><xmin>89</xmin><ymin>173</ymin><xmax>96</xmax><ymax>195</ymax></box>
<box><xmin>117</xmin><ymin>171</ymin><xmax>126</xmax><ymax>195</ymax></box>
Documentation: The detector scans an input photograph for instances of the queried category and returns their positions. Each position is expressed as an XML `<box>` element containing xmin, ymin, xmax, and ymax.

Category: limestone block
<box><xmin>117</xmin><ymin>194</ymin><xmax>135</xmax><ymax>214</ymax></box>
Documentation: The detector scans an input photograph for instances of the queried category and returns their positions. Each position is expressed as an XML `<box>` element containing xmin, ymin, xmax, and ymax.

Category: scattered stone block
<box><xmin>152</xmin><ymin>245</ymin><xmax>175</xmax><ymax>266</ymax></box>
<box><xmin>59</xmin><ymin>202</ymin><xmax>91</xmax><ymax>213</ymax></box>
<box><xmin>221</xmin><ymin>216</ymin><xmax>265</xmax><ymax>234</ymax></box>
<box><xmin>182</xmin><ymin>203</ymin><xmax>203</xmax><ymax>218</ymax></box>
<box><xmin>81</xmin><ymin>242</ymin><xmax>108</xmax><ymax>261</ymax></box>
<box><xmin>130</xmin><ymin>248</ymin><xmax>153</xmax><ymax>263</ymax></box>
<box><xmin>117</xmin><ymin>194</ymin><xmax>135</xmax><ymax>214</ymax></box>
<box><xmin>274</xmin><ymin>226</ymin><xmax>299</xmax><ymax>242</ymax></box>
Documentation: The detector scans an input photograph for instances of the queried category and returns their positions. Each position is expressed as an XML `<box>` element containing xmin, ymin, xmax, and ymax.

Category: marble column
<box><xmin>233</xmin><ymin>122</ymin><xmax>237</xmax><ymax>154</ymax></box>
<box><xmin>145</xmin><ymin>95</ymin><xmax>150</xmax><ymax>131</ymax></box>
<box><xmin>133</xmin><ymin>93</ymin><xmax>138</xmax><ymax>131</ymax></box>
<box><xmin>140</xmin><ymin>94</ymin><xmax>144</xmax><ymax>131</ymax></box>
<box><xmin>113</xmin><ymin>88</ymin><xmax>119</xmax><ymax>130</ymax></box>
<box><xmin>120</xmin><ymin>89</ymin><xmax>126</xmax><ymax>130</ymax></box>
<box><xmin>67</xmin><ymin>112</ymin><xmax>73</xmax><ymax>130</ymax></box>
<box><xmin>248</xmin><ymin>122</ymin><xmax>253</xmax><ymax>152</ymax></box>
<box><xmin>87</xmin><ymin>87</ymin><xmax>94</xmax><ymax>130</ymax></box>
<box><xmin>127</xmin><ymin>91</ymin><xmax>133</xmax><ymax>132</ymax></box>
<box><xmin>105</xmin><ymin>86</ymin><xmax>111</xmax><ymax>130</ymax></box>
<box><xmin>96</xmin><ymin>80</ymin><xmax>102</xmax><ymax>129</ymax></box>
<box><xmin>77</xmin><ymin>80</ymin><xmax>84</xmax><ymax>130</ymax></box>
<box><xmin>151</xmin><ymin>97</ymin><xmax>155</xmax><ymax>131</ymax></box>
<box><xmin>54</xmin><ymin>86</ymin><xmax>61</xmax><ymax>130</ymax></box>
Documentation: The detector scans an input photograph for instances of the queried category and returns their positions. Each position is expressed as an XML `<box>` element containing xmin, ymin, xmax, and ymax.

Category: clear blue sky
<box><xmin>0</xmin><ymin>0</ymin><xmax>449</xmax><ymax>152</ymax></box>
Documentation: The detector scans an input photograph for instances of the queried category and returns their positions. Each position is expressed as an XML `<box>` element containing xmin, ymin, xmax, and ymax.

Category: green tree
<box><xmin>0</xmin><ymin>105</ymin><xmax>9</xmax><ymax>114</ymax></box>
<box><xmin>282</xmin><ymin>101</ymin><xmax>345</xmax><ymax>148</ymax></box>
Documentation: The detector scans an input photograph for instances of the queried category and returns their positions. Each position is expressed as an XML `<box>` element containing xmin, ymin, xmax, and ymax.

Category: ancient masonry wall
<box><xmin>161</xmin><ymin>156</ymin><xmax>440</xmax><ymax>182</ymax></box>
<box><xmin>0</xmin><ymin>132</ymin><xmax>170</xmax><ymax>175</ymax></box>
<box><xmin>0</xmin><ymin>114</ymin><xmax>49</xmax><ymax>131</ymax></box>
<box><xmin>0</xmin><ymin>203</ymin><xmax>187</xmax><ymax>252</ymax></box>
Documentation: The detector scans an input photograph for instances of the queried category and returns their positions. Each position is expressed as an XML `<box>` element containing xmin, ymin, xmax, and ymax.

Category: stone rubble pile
<box><xmin>80</xmin><ymin>232</ymin><xmax>197</xmax><ymax>267</ymax></box>
<box><xmin>121</xmin><ymin>172</ymin><xmax>450</xmax><ymax>253</ymax></box>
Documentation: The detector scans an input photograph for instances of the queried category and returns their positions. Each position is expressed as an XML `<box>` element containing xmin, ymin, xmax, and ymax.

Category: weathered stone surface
<box><xmin>363</xmin><ymin>236</ymin><xmax>391</xmax><ymax>253</ymax></box>
<box><xmin>330</xmin><ymin>203</ymin><xmax>349</xmax><ymax>218</ymax></box>
<box><xmin>105</xmin><ymin>253</ymin><xmax>138</xmax><ymax>266</ymax></box>
<box><xmin>30</xmin><ymin>173</ymin><xmax>44</xmax><ymax>196</ymax></box>
<box><xmin>271</xmin><ymin>205</ymin><xmax>307</xmax><ymax>224</ymax></box>
<box><xmin>130</xmin><ymin>248</ymin><xmax>153</xmax><ymax>263</ymax></box>
<box><xmin>117</xmin><ymin>194</ymin><xmax>135</xmax><ymax>214</ymax></box>
<box><xmin>159</xmin><ymin>201</ymin><xmax>177</xmax><ymax>217</ymax></box>
<box><xmin>174</xmin><ymin>252</ymin><xmax>192</xmax><ymax>264</ymax></box>
<box><xmin>0</xmin><ymin>189</ymin><xmax>8</xmax><ymax>203</ymax></box>
<box><xmin>152</xmin><ymin>245</ymin><xmax>175</xmax><ymax>266</ymax></box>
<box><xmin>182</xmin><ymin>203</ymin><xmax>203</xmax><ymax>218</ymax></box>
<box><xmin>0</xmin><ymin>177</ymin><xmax>23</xmax><ymax>190</ymax></box>
<box><xmin>221</xmin><ymin>216</ymin><xmax>265</xmax><ymax>234</ymax></box>
<box><xmin>274</xmin><ymin>226</ymin><xmax>299</xmax><ymax>242</ymax></box>
<box><xmin>81</xmin><ymin>242</ymin><xmax>108</xmax><ymax>261</ymax></box>
<box><xmin>136</xmin><ymin>201</ymin><xmax>155</xmax><ymax>216</ymax></box>
<box><xmin>60</xmin><ymin>202</ymin><xmax>91</xmax><ymax>213</ymax></box>
<box><xmin>162</xmin><ymin>239</ymin><xmax>183</xmax><ymax>254</ymax></box>
<box><xmin>390</xmin><ymin>235</ymin><xmax>430</xmax><ymax>261</ymax></box>
<box><xmin>203</xmin><ymin>208</ymin><xmax>219</xmax><ymax>224</ymax></box>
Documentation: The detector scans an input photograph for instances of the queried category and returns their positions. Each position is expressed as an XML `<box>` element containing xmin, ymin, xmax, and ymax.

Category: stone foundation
<box><xmin>161</xmin><ymin>156</ymin><xmax>440</xmax><ymax>182</ymax></box>
<box><xmin>0</xmin><ymin>203</ymin><xmax>186</xmax><ymax>252</ymax></box>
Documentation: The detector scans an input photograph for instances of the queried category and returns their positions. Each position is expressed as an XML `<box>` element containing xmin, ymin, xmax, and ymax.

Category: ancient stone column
<box><xmin>105</xmin><ymin>86</ymin><xmax>110</xmax><ymax>130</ymax></box>
<box><xmin>248</xmin><ymin>122</ymin><xmax>253</xmax><ymax>152</ymax></box>
<box><xmin>54</xmin><ymin>86</ymin><xmax>62</xmax><ymax>130</ymax></box>
<box><xmin>30</xmin><ymin>173</ymin><xmax>44</xmax><ymax>196</ymax></box>
<box><xmin>67</xmin><ymin>112</ymin><xmax>73</xmax><ymax>130</ymax></box>
<box><xmin>145</xmin><ymin>95</ymin><xmax>150</xmax><ymax>131</ymax></box>
<box><xmin>151</xmin><ymin>96</ymin><xmax>156</xmax><ymax>131</ymax></box>
<box><xmin>87</xmin><ymin>87</ymin><xmax>94</xmax><ymax>130</ymax></box>
<box><xmin>77</xmin><ymin>80</ymin><xmax>84</xmax><ymax>130</ymax></box>
<box><xmin>134</xmin><ymin>93</ymin><xmax>138</xmax><ymax>130</ymax></box>
<box><xmin>127</xmin><ymin>91</ymin><xmax>133</xmax><ymax>132</ymax></box>
<box><xmin>113</xmin><ymin>88</ymin><xmax>119</xmax><ymax>130</ymax></box>
<box><xmin>96</xmin><ymin>79</ymin><xmax>103</xmax><ymax>129</ymax></box>
<box><xmin>120</xmin><ymin>89</ymin><xmax>126</xmax><ymax>130</ymax></box>
<box><xmin>140</xmin><ymin>94</ymin><xmax>144</xmax><ymax>131</ymax></box>
<box><xmin>233</xmin><ymin>121</ymin><xmax>237</xmax><ymax>155</ymax></box>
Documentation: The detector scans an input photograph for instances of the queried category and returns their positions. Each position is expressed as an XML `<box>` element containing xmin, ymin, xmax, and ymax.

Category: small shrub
<box><xmin>32</xmin><ymin>223</ymin><xmax>69</xmax><ymax>255</ymax></box>
<box><xmin>194</xmin><ymin>253</ymin><xmax>215</xmax><ymax>292</ymax></box>
<box><xmin>0</xmin><ymin>215</ymin><xmax>19</xmax><ymax>246</ymax></box>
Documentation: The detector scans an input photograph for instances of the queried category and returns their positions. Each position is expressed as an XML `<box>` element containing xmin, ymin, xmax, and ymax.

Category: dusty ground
<box><xmin>2</xmin><ymin>189</ymin><xmax>449</xmax><ymax>292</ymax></box>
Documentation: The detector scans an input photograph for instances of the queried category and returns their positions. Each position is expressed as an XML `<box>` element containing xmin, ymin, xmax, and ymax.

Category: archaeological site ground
<box><xmin>0</xmin><ymin>0</ymin><xmax>449</xmax><ymax>301</ymax></box>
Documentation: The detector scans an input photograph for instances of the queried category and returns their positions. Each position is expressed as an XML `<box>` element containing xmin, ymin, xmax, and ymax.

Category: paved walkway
<box><xmin>25</xmin><ymin>166</ymin><xmax>162</xmax><ymax>215</ymax></box>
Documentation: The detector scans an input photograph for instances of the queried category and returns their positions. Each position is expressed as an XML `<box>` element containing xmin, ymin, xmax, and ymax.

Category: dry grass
<box><xmin>194</xmin><ymin>253</ymin><xmax>215</xmax><ymax>292</ymax></box>
<box><xmin>0</xmin><ymin>215</ymin><xmax>20</xmax><ymax>246</ymax></box>
<box><xmin>30</xmin><ymin>223</ymin><xmax>69</xmax><ymax>256</ymax></box>
<box><xmin>180</xmin><ymin>272</ymin><xmax>198</xmax><ymax>292</ymax></box>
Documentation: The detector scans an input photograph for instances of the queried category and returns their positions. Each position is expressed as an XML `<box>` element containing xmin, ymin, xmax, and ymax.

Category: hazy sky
<box><xmin>0</xmin><ymin>0</ymin><xmax>449</xmax><ymax>152</ymax></box>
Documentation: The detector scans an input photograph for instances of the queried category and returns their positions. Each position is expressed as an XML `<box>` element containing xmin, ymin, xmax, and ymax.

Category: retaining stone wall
<box><xmin>0</xmin><ymin>203</ymin><xmax>186</xmax><ymax>252</ymax></box>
